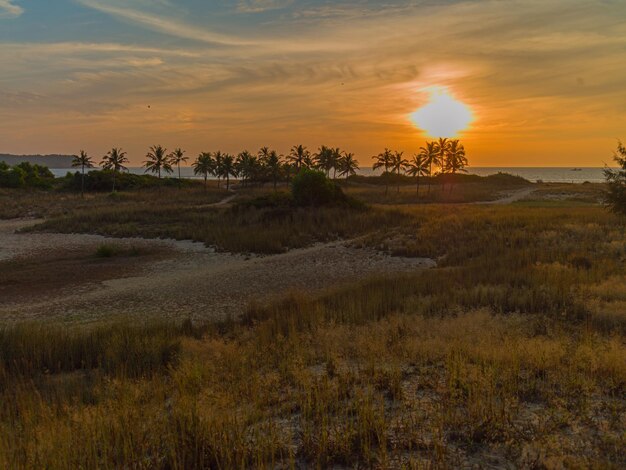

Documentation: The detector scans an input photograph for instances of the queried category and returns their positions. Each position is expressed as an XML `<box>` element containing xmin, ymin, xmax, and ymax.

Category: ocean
<box><xmin>49</xmin><ymin>167</ymin><xmax>610</xmax><ymax>184</ymax></box>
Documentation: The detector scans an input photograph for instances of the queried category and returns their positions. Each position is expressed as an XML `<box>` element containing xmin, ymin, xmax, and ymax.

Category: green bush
<box><xmin>0</xmin><ymin>161</ymin><xmax>54</xmax><ymax>189</ymax></box>
<box><xmin>15</xmin><ymin>162</ymin><xmax>54</xmax><ymax>188</ymax></box>
<box><xmin>291</xmin><ymin>168</ymin><xmax>347</xmax><ymax>206</ymax></box>
<box><xmin>0</xmin><ymin>162</ymin><xmax>26</xmax><ymax>188</ymax></box>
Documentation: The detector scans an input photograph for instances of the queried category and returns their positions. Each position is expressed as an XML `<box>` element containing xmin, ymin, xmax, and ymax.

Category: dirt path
<box><xmin>474</xmin><ymin>186</ymin><xmax>538</xmax><ymax>205</ymax></box>
<box><xmin>0</xmin><ymin>219</ymin><xmax>434</xmax><ymax>324</ymax></box>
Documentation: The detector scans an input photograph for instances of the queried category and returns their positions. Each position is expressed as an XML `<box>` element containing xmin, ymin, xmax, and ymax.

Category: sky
<box><xmin>1</xmin><ymin>0</ymin><xmax>625</xmax><ymax>166</ymax></box>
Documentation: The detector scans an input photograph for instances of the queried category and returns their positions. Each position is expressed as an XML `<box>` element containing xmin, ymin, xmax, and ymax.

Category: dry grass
<box><xmin>343</xmin><ymin>181</ymin><xmax>505</xmax><ymax>204</ymax></box>
<box><xmin>30</xmin><ymin>192</ymin><xmax>406</xmax><ymax>254</ymax></box>
<box><xmin>1</xmin><ymin>202</ymin><xmax>625</xmax><ymax>468</ymax></box>
<box><xmin>0</xmin><ymin>184</ymin><xmax>226</xmax><ymax>220</ymax></box>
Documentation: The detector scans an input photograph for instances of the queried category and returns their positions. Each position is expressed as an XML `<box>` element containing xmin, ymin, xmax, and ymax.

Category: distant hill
<box><xmin>0</xmin><ymin>154</ymin><xmax>74</xmax><ymax>168</ymax></box>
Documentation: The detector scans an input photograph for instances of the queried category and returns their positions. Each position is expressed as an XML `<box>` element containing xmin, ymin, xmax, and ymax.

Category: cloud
<box><xmin>0</xmin><ymin>0</ymin><xmax>23</xmax><ymax>18</ymax></box>
<box><xmin>237</xmin><ymin>0</ymin><xmax>293</xmax><ymax>13</ymax></box>
<box><xmin>3</xmin><ymin>0</ymin><xmax>626</xmax><ymax>164</ymax></box>
<box><xmin>74</xmin><ymin>0</ymin><xmax>254</xmax><ymax>46</ymax></box>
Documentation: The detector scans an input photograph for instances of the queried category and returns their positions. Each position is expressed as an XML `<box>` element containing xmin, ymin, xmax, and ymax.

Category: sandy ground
<box><xmin>474</xmin><ymin>186</ymin><xmax>538</xmax><ymax>205</ymax></box>
<box><xmin>0</xmin><ymin>219</ymin><xmax>434</xmax><ymax>323</ymax></box>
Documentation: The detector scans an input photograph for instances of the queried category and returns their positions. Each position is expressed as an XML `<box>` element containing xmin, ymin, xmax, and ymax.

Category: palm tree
<box><xmin>372</xmin><ymin>148</ymin><xmax>394</xmax><ymax>195</ymax></box>
<box><xmin>406</xmin><ymin>154</ymin><xmax>431</xmax><ymax>197</ymax></box>
<box><xmin>220</xmin><ymin>153</ymin><xmax>237</xmax><ymax>190</ymax></box>
<box><xmin>169</xmin><ymin>148</ymin><xmax>188</xmax><ymax>185</ymax></box>
<box><xmin>287</xmin><ymin>144</ymin><xmax>310</xmax><ymax>170</ymax></box>
<box><xmin>339</xmin><ymin>152</ymin><xmax>359</xmax><ymax>180</ymax></box>
<box><xmin>101</xmin><ymin>147</ymin><xmax>129</xmax><ymax>192</ymax></box>
<box><xmin>418</xmin><ymin>141</ymin><xmax>438</xmax><ymax>194</ymax></box>
<box><xmin>391</xmin><ymin>150</ymin><xmax>408</xmax><ymax>192</ymax></box>
<box><xmin>193</xmin><ymin>152</ymin><xmax>215</xmax><ymax>191</ymax></box>
<box><xmin>257</xmin><ymin>146</ymin><xmax>272</xmax><ymax>161</ymax></box>
<box><xmin>330</xmin><ymin>148</ymin><xmax>342</xmax><ymax>179</ymax></box>
<box><xmin>144</xmin><ymin>145</ymin><xmax>173</xmax><ymax>179</ymax></box>
<box><xmin>314</xmin><ymin>146</ymin><xmax>334</xmax><ymax>177</ymax></box>
<box><xmin>445</xmin><ymin>139</ymin><xmax>468</xmax><ymax>193</ymax></box>
<box><xmin>265</xmin><ymin>150</ymin><xmax>282</xmax><ymax>190</ymax></box>
<box><xmin>434</xmin><ymin>137</ymin><xmax>450</xmax><ymax>192</ymax></box>
<box><xmin>72</xmin><ymin>150</ymin><xmax>94</xmax><ymax>198</ymax></box>
<box><xmin>236</xmin><ymin>150</ymin><xmax>257</xmax><ymax>187</ymax></box>
<box><xmin>213</xmin><ymin>151</ymin><xmax>225</xmax><ymax>188</ymax></box>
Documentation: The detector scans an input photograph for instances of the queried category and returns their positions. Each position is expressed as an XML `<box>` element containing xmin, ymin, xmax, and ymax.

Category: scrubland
<box><xmin>1</xmin><ymin>183</ymin><xmax>624</xmax><ymax>468</ymax></box>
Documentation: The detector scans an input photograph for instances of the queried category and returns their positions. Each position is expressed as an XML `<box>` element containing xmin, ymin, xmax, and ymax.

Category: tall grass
<box><xmin>32</xmin><ymin>201</ymin><xmax>407</xmax><ymax>253</ymax></box>
<box><xmin>0</xmin><ymin>321</ymin><xmax>185</xmax><ymax>381</ymax></box>
<box><xmin>1</xmin><ymin>201</ymin><xmax>625</xmax><ymax>468</ymax></box>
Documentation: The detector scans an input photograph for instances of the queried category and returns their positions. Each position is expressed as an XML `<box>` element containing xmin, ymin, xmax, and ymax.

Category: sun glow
<box><xmin>410</xmin><ymin>88</ymin><xmax>473</xmax><ymax>138</ymax></box>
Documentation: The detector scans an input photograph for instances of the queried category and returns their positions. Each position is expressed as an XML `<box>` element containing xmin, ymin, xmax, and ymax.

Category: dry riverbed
<box><xmin>0</xmin><ymin>218</ymin><xmax>434</xmax><ymax>323</ymax></box>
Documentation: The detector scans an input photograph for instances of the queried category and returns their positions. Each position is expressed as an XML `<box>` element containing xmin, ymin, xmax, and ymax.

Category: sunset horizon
<box><xmin>2</xmin><ymin>0</ymin><xmax>625</xmax><ymax>166</ymax></box>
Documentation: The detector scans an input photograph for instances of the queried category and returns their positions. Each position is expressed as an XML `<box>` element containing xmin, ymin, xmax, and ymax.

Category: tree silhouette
<box><xmin>418</xmin><ymin>141</ymin><xmax>438</xmax><ymax>194</ymax></box>
<box><xmin>213</xmin><ymin>151</ymin><xmax>225</xmax><ymax>188</ymax></box>
<box><xmin>72</xmin><ymin>150</ymin><xmax>94</xmax><ymax>198</ymax></box>
<box><xmin>604</xmin><ymin>140</ymin><xmax>626</xmax><ymax>215</ymax></box>
<box><xmin>445</xmin><ymin>139</ymin><xmax>468</xmax><ymax>193</ymax></box>
<box><xmin>193</xmin><ymin>152</ymin><xmax>215</xmax><ymax>192</ymax></box>
<box><xmin>434</xmin><ymin>138</ymin><xmax>451</xmax><ymax>192</ymax></box>
<box><xmin>265</xmin><ymin>150</ymin><xmax>283</xmax><ymax>190</ymax></box>
<box><xmin>287</xmin><ymin>145</ymin><xmax>311</xmax><ymax>170</ymax></box>
<box><xmin>338</xmin><ymin>152</ymin><xmax>359</xmax><ymax>180</ymax></box>
<box><xmin>331</xmin><ymin>148</ymin><xmax>342</xmax><ymax>179</ymax></box>
<box><xmin>391</xmin><ymin>151</ymin><xmax>408</xmax><ymax>193</ymax></box>
<box><xmin>314</xmin><ymin>146</ymin><xmax>334</xmax><ymax>177</ymax></box>
<box><xmin>220</xmin><ymin>153</ymin><xmax>237</xmax><ymax>190</ymax></box>
<box><xmin>144</xmin><ymin>145</ymin><xmax>173</xmax><ymax>179</ymax></box>
<box><xmin>236</xmin><ymin>150</ymin><xmax>257</xmax><ymax>187</ymax></box>
<box><xmin>101</xmin><ymin>147</ymin><xmax>128</xmax><ymax>192</ymax></box>
<box><xmin>372</xmin><ymin>148</ymin><xmax>394</xmax><ymax>195</ymax></box>
<box><xmin>406</xmin><ymin>153</ymin><xmax>431</xmax><ymax>197</ymax></box>
<box><xmin>169</xmin><ymin>148</ymin><xmax>188</xmax><ymax>186</ymax></box>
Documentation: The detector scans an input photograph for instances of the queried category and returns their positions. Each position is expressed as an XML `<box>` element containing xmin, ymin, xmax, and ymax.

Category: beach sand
<box><xmin>0</xmin><ymin>219</ymin><xmax>434</xmax><ymax>323</ymax></box>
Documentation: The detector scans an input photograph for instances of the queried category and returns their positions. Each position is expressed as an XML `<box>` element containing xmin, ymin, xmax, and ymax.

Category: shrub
<box><xmin>0</xmin><ymin>162</ymin><xmax>54</xmax><ymax>189</ymax></box>
<box><xmin>291</xmin><ymin>168</ymin><xmax>347</xmax><ymax>207</ymax></box>
<box><xmin>604</xmin><ymin>141</ymin><xmax>626</xmax><ymax>215</ymax></box>
<box><xmin>96</xmin><ymin>244</ymin><xmax>115</xmax><ymax>258</ymax></box>
<box><xmin>235</xmin><ymin>191</ymin><xmax>295</xmax><ymax>210</ymax></box>
<box><xmin>15</xmin><ymin>162</ymin><xmax>54</xmax><ymax>188</ymax></box>
<box><xmin>0</xmin><ymin>162</ymin><xmax>25</xmax><ymax>188</ymax></box>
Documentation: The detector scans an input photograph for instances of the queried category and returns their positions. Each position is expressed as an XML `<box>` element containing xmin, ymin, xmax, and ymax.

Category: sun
<box><xmin>410</xmin><ymin>87</ymin><xmax>473</xmax><ymax>138</ymax></box>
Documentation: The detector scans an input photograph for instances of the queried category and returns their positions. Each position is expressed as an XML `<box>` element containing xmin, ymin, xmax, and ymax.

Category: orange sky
<box><xmin>1</xmin><ymin>0</ymin><xmax>625</xmax><ymax>166</ymax></box>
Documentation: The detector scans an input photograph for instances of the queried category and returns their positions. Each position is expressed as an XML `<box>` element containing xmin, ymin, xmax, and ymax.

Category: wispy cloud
<box><xmin>74</xmin><ymin>0</ymin><xmax>254</xmax><ymax>46</ymax></box>
<box><xmin>2</xmin><ymin>0</ymin><xmax>626</xmax><ymax>164</ymax></box>
<box><xmin>0</xmin><ymin>0</ymin><xmax>23</xmax><ymax>18</ymax></box>
<box><xmin>237</xmin><ymin>0</ymin><xmax>293</xmax><ymax>13</ymax></box>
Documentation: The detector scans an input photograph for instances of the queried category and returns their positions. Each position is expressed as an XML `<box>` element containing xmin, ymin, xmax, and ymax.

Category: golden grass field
<box><xmin>0</xmin><ymin>179</ymin><xmax>624</xmax><ymax>468</ymax></box>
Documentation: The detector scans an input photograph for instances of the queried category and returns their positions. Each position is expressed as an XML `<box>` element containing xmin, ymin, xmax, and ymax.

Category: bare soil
<box><xmin>0</xmin><ymin>219</ymin><xmax>434</xmax><ymax>323</ymax></box>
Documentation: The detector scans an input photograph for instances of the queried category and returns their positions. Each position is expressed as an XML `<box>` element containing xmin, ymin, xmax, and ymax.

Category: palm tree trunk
<box><xmin>112</xmin><ymin>171</ymin><xmax>116</xmax><ymax>193</ymax></box>
<box><xmin>416</xmin><ymin>177</ymin><xmax>420</xmax><ymax>197</ymax></box>
<box><xmin>226</xmin><ymin>174</ymin><xmax>230</xmax><ymax>190</ymax></box>
<box><xmin>428</xmin><ymin>162</ymin><xmax>432</xmax><ymax>195</ymax></box>
<box><xmin>204</xmin><ymin>175</ymin><xmax>208</xmax><ymax>192</ymax></box>
<box><xmin>178</xmin><ymin>163</ymin><xmax>182</xmax><ymax>189</ymax></box>
<box><xmin>397</xmin><ymin>168</ymin><xmax>400</xmax><ymax>193</ymax></box>
<box><xmin>80</xmin><ymin>164</ymin><xmax>85</xmax><ymax>199</ymax></box>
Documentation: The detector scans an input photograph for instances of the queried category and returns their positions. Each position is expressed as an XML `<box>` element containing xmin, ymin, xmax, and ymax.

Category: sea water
<box><xmin>49</xmin><ymin>167</ymin><xmax>610</xmax><ymax>183</ymax></box>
